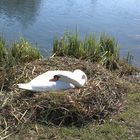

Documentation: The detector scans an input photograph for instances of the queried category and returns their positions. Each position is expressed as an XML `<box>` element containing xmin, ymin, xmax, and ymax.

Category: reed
<box><xmin>99</xmin><ymin>33</ymin><xmax>120</xmax><ymax>69</ymax></box>
<box><xmin>124</xmin><ymin>52</ymin><xmax>133</xmax><ymax>65</ymax></box>
<box><xmin>11</xmin><ymin>39</ymin><xmax>41</xmax><ymax>63</ymax></box>
<box><xmin>0</xmin><ymin>37</ymin><xmax>7</xmax><ymax>63</ymax></box>
<box><xmin>53</xmin><ymin>32</ymin><xmax>120</xmax><ymax>69</ymax></box>
<box><xmin>53</xmin><ymin>32</ymin><xmax>82</xmax><ymax>58</ymax></box>
<box><xmin>0</xmin><ymin>38</ymin><xmax>41</xmax><ymax>68</ymax></box>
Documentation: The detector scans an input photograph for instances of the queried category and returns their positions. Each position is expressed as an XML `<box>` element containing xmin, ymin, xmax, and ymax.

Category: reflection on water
<box><xmin>0</xmin><ymin>0</ymin><xmax>41</xmax><ymax>28</ymax></box>
<box><xmin>0</xmin><ymin>0</ymin><xmax>140</xmax><ymax>67</ymax></box>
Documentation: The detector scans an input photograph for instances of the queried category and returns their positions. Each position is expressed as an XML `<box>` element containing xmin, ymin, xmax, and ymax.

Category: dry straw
<box><xmin>1</xmin><ymin>56</ymin><xmax>134</xmax><ymax>135</ymax></box>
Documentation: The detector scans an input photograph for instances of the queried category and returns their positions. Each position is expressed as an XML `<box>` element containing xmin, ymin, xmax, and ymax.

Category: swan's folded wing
<box><xmin>57</xmin><ymin>73</ymin><xmax>84</xmax><ymax>87</ymax></box>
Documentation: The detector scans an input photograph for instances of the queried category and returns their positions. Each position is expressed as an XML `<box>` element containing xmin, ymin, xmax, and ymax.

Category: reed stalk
<box><xmin>53</xmin><ymin>32</ymin><xmax>120</xmax><ymax>69</ymax></box>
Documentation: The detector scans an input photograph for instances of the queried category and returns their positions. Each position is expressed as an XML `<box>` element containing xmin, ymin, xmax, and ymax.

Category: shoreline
<box><xmin>0</xmin><ymin>36</ymin><xmax>140</xmax><ymax>139</ymax></box>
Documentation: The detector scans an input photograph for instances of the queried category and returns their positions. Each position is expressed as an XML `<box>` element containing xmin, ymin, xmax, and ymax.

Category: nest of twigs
<box><xmin>0</xmin><ymin>57</ymin><xmax>138</xmax><ymax>131</ymax></box>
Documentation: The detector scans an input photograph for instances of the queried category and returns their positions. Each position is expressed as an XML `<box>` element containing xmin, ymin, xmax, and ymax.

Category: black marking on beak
<box><xmin>49</xmin><ymin>75</ymin><xmax>60</xmax><ymax>81</ymax></box>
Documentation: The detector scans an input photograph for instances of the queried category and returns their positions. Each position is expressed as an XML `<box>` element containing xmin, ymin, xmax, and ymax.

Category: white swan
<box><xmin>17</xmin><ymin>69</ymin><xmax>87</xmax><ymax>91</ymax></box>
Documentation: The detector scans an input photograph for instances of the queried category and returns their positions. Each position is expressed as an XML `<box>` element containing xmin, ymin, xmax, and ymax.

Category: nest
<box><xmin>0</xmin><ymin>57</ymin><xmax>134</xmax><ymax>131</ymax></box>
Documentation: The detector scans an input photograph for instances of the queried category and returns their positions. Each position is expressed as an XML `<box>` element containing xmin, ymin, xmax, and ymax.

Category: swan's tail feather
<box><xmin>17</xmin><ymin>83</ymin><xmax>33</xmax><ymax>90</ymax></box>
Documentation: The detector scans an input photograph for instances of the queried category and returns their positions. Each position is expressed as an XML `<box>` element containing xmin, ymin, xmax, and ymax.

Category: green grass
<box><xmin>53</xmin><ymin>32</ymin><xmax>120</xmax><ymax>69</ymax></box>
<box><xmin>11</xmin><ymin>39</ymin><xmax>41</xmax><ymax>63</ymax></box>
<box><xmin>0</xmin><ymin>37</ymin><xmax>7</xmax><ymax>63</ymax></box>
<box><xmin>0</xmin><ymin>37</ymin><xmax>41</xmax><ymax>68</ymax></box>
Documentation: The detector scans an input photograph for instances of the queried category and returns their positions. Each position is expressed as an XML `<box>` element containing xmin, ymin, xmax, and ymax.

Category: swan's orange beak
<box><xmin>49</xmin><ymin>75</ymin><xmax>60</xmax><ymax>81</ymax></box>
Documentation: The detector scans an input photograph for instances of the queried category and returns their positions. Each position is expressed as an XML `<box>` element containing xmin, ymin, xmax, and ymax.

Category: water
<box><xmin>0</xmin><ymin>0</ymin><xmax>140</xmax><ymax>67</ymax></box>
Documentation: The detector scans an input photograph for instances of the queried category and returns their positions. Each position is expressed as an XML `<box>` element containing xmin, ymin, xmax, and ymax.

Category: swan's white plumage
<box><xmin>17</xmin><ymin>69</ymin><xmax>87</xmax><ymax>91</ymax></box>
<box><xmin>57</xmin><ymin>69</ymin><xmax>87</xmax><ymax>87</ymax></box>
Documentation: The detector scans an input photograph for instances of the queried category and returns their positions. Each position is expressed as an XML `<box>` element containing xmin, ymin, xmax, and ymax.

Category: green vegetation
<box><xmin>53</xmin><ymin>32</ymin><xmax>119</xmax><ymax>69</ymax></box>
<box><xmin>0</xmin><ymin>37</ymin><xmax>41</xmax><ymax>68</ymax></box>
<box><xmin>0</xmin><ymin>37</ymin><xmax>7</xmax><ymax>62</ymax></box>
<box><xmin>11</xmin><ymin>39</ymin><xmax>41</xmax><ymax>63</ymax></box>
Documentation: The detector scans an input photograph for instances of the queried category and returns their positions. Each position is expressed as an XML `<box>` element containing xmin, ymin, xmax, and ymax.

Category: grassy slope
<box><xmin>7</xmin><ymin>92</ymin><xmax>140</xmax><ymax>140</ymax></box>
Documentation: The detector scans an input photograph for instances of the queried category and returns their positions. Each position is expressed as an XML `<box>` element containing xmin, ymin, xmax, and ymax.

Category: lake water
<box><xmin>0</xmin><ymin>0</ymin><xmax>140</xmax><ymax>67</ymax></box>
